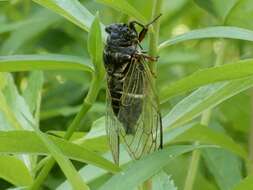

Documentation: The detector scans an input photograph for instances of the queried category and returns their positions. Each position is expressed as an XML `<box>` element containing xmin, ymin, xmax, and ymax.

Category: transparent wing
<box><xmin>119</xmin><ymin>59</ymin><xmax>162</xmax><ymax>159</ymax></box>
<box><xmin>105</xmin><ymin>87</ymin><xmax>120</xmax><ymax>165</ymax></box>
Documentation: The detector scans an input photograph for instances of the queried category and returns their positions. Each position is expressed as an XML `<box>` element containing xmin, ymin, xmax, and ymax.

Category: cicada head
<box><xmin>105</xmin><ymin>23</ymin><xmax>138</xmax><ymax>45</ymax></box>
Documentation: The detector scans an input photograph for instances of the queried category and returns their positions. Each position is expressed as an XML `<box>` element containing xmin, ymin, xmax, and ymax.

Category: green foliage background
<box><xmin>0</xmin><ymin>0</ymin><xmax>253</xmax><ymax>190</ymax></box>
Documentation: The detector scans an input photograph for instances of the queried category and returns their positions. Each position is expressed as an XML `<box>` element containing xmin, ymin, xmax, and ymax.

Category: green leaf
<box><xmin>29</xmin><ymin>121</ymin><xmax>90</xmax><ymax>190</ymax></box>
<box><xmin>78</xmin><ymin>137</ymin><xmax>109</xmax><ymax>153</ymax></box>
<box><xmin>96</xmin><ymin>0</ymin><xmax>147</xmax><ymax>23</ymax></box>
<box><xmin>32</xmin><ymin>0</ymin><xmax>97</xmax><ymax>32</ymax></box>
<box><xmin>164</xmin><ymin>154</ymin><xmax>218</xmax><ymax>190</ymax></box>
<box><xmin>88</xmin><ymin>14</ymin><xmax>104</xmax><ymax>78</ymax></box>
<box><xmin>0</xmin><ymin>155</ymin><xmax>33</xmax><ymax>187</ymax></box>
<box><xmin>0</xmin><ymin>10</ymin><xmax>60</xmax><ymax>55</ymax></box>
<box><xmin>234</xmin><ymin>175</ymin><xmax>253</xmax><ymax>190</ymax></box>
<box><xmin>56</xmin><ymin>155</ymin><xmax>111</xmax><ymax>190</ymax></box>
<box><xmin>40</xmin><ymin>105</ymin><xmax>81</xmax><ymax>120</ymax></box>
<box><xmin>219</xmin><ymin>93</ymin><xmax>250</xmax><ymax>133</ymax></box>
<box><xmin>2</xmin><ymin>73</ymin><xmax>89</xmax><ymax>189</ymax></box>
<box><xmin>169</xmin><ymin>124</ymin><xmax>247</xmax><ymax>159</ymax></box>
<box><xmin>203</xmin><ymin>149</ymin><xmax>242</xmax><ymax>190</ymax></box>
<box><xmin>0</xmin><ymin>73</ymin><xmax>90</xmax><ymax>189</ymax></box>
<box><xmin>23</xmin><ymin>71</ymin><xmax>44</xmax><ymax>115</ymax></box>
<box><xmin>226</xmin><ymin>0</ymin><xmax>253</xmax><ymax>30</ymax></box>
<box><xmin>159</xmin><ymin>26</ymin><xmax>253</xmax><ymax>50</ymax></box>
<box><xmin>77</xmin><ymin>117</ymin><xmax>108</xmax><ymax>153</ymax></box>
<box><xmin>0</xmin><ymin>131</ymin><xmax>119</xmax><ymax>173</ymax></box>
<box><xmin>194</xmin><ymin>0</ymin><xmax>238</xmax><ymax>22</ymax></box>
<box><xmin>85</xmin><ymin>117</ymin><xmax>106</xmax><ymax>139</ymax></box>
<box><xmin>0</xmin><ymin>73</ymin><xmax>31</xmax><ymax>130</ymax></box>
<box><xmin>162</xmin><ymin>0</ymin><xmax>189</xmax><ymax>20</ymax></box>
<box><xmin>162</xmin><ymin>77</ymin><xmax>253</xmax><ymax>129</ymax></box>
<box><xmin>0</xmin><ymin>54</ymin><xmax>93</xmax><ymax>72</ymax></box>
<box><xmin>202</xmin><ymin>123</ymin><xmax>242</xmax><ymax>190</ymax></box>
<box><xmin>160</xmin><ymin>59</ymin><xmax>253</xmax><ymax>101</ymax></box>
<box><xmin>99</xmin><ymin>145</ymin><xmax>211</xmax><ymax>190</ymax></box>
<box><xmin>152</xmin><ymin>172</ymin><xmax>178</xmax><ymax>190</ymax></box>
<box><xmin>0</xmin><ymin>19</ymin><xmax>41</xmax><ymax>34</ymax></box>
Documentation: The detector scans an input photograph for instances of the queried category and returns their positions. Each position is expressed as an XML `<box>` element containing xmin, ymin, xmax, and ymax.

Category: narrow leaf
<box><xmin>170</xmin><ymin>124</ymin><xmax>247</xmax><ymax>158</ymax></box>
<box><xmin>32</xmin><ymin>0</ymin><xmax>97</xmax><ymax>32</ymax></box>
<box><xmin>0</xmin><ymin>155</ymin><xmax>33</xmax><ymax>187</ymax></box>
<box><xmin>99</xmin><ymin>145</ymin><xmax>211</xmax><ymax>190</ymax></box>
<box><xmin>194</xmin><ymin>0</ymin><xmax>238</xmax><ymax>22</ymax></box>
<box><xmin>159</xmin><ymin>26</ymin><xmax>253</xmax><ymax>50</ymax></box>
<box><xmin>163</xmin><ymin>77</ymin><xmax>253</xmax><ymax>129</ymax></box>
<box><xmin>23</xmin><ymin>71</ymin><xmax>44</xmax><ymax>114</ymax></box>
<box><xmin>152</xmin><ymin>172</ymin><xmax>178</xmax><ymax>190</ymax></box>
<box><xmin>226</xmin><ymin>0</ymin><xmax>253</xmax><ymax>30</ymax></box>
<box><xmin>202</xmin><ymin>123</ymin><xmax>242</xmax><ymax>190</ymax></box>
<box><xmin>0</xmin><ymin>131</ymin><xmax>119</xmax><ymax>173</ymax></box>
<box><xmin>29</xmin><ymin>120</ymin><xmax>90</xmax><ymax>190</ymax></box>
<box><xmin>0</xmin><ymin>10</ymin><xmax>60</xmax><ymax>55</ymax></box>
<box><xmin>88</xmin><ymin>14</ymin><xmax>104</xmax><ymax>78</ymax></box>
<box><xmin>0</xmin><ymin>54</ymin><xmax>93</xmax><ymax>72</ymax></box>
<box><xmin>160</xmin><ymin>59</ymin><xmax>253</xmax><ymax>101</ymax></box>
<box><xmin>203</xmin><ymin>148</ymin><xmax>242</xmax><ymax>190</ymax></box>
<box><xmin>96</xmin><ymin>0</ymin><xmax>147</xmax><ymax>23</ymax></box>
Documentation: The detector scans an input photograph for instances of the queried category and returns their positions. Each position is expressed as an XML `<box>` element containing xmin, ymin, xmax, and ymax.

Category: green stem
<box><xmin>183</xmin><ymin>39</ymin><xmax>226</xmax><ymax>190</ymax></box>
<box><xmin>214</xmin><ymin>39</ymin><xmax>226</xmax><ymax>67</ymax></box>
<box><xmin>29</xmin><ymin>74</ymin><xmax>101</xmax><ymax>190</ymax></box>
<box><xmin>183</xmin><ymin>110</ymin><xmax>212</xmax><ymax>190</ymax></box>
<box><xmin>142</xmin><ymin>1</ymin><xmax>163</xmax><ymax>190</ymax></box>
<box><xmin>148</xmin><ymin>0</ymin><xmax>163</xmax><ymax>75</ymax></box>
<box><xmin>183</xmin><ymin>145</ymin><xmax>201</xmax><ymax>190</ymax></box>
<box><xmin>248</xmin><ymin>90</ymin><xmax>253</xmax><ymax>175</ymax></box>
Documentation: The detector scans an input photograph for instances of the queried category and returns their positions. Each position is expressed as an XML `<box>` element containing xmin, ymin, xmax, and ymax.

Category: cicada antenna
<box><xmin>145</xmin><ymin>13</ymin><xmax>162</xmax><ymax>27</ymax></box>
<box><xmin>129</xmin><ymin>14</ymin><xmax>162</xmax><ymax>43</ymax></box>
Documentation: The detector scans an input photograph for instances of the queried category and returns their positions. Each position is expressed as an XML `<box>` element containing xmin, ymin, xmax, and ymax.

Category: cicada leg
<box><xmin>132</xmin><ymin>52</ymin><xmax>159</xmax><ymax>77</ymax></box>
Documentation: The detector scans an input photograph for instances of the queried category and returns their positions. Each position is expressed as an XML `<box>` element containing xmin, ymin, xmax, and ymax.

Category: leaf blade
<box><xmin>99</xmin><ymin>145</ymin><xmax>211</xmax><ymax>190</ymax></box>
<box><xmin>160</xmin><ymin>59</ymin><xmax>253</xmax><ymax>102</ymax></box>
<box><xmin>0</xmin><ymin>54</ymin><xmax>93</xmax><ymax>72</ymax></box>
<box><xmin>32</xmin><ymin>0</ymin><xmax>96</xmax><ymax>32</ymax></box>
<box><xmin>0</xmin><ymin>131</ymin><xmax>120</xmax><ymax>173</ymax></box>
<box><xmin>0</xmin><ymin>155</ymin><xmax>33</xmax><ymax>187</ymax></box>
<box><xmin>163</xmin><ymin>77</ymin><xmax>253</xmax><ymax>129</ymax></box>
<box><xmin>159</xmin><ymin>26</ymin><xmax>253</xmax><ymax>50</ymax></box>
<box><xmin>88</xmin><ymin>14</ymin><xmax>104</xmax><ymax>79</ymax></box>
<box><xmin>96</xmin><ymin>0</ymin><xmax>147</xmax><ymax>23</ymax></box>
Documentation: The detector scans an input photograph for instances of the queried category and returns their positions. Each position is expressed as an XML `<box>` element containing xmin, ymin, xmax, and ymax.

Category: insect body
<box><xmin>103</xmin><ymin>15</ymin><xmax>163</xmax><ymax>164</ymax></box>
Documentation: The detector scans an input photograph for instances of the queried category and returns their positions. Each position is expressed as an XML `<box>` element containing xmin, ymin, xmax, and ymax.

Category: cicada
<box><xmin>103</xmin><ymin>15</ymin><xmax>163</xmax><ymax>164</ymax></box>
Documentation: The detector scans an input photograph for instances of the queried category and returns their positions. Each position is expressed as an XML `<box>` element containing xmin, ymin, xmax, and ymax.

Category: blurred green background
<box><xmin>1</xmin><ymin>0</ymin><xmax>253</xmax><ymax>190</ymax></box>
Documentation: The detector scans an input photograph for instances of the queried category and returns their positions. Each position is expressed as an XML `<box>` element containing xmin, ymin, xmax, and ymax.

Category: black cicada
<box><xmin>103</xmin><ymin>15</ymin><xmax>163</xmax><ymax>164</ymax></box>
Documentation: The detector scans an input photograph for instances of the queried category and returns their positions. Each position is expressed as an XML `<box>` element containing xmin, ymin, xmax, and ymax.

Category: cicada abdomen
<box><xmin>103</xmin><ymin>15</ymin><xmax>163</xmax><ymax>164</ymax></box>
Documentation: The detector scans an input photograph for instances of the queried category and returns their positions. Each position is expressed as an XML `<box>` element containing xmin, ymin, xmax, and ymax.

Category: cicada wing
<box><xmin>119</xmin><ymin>60</ymin><xmax>162</xmax><ymax>159</ymax></box>
<box><xmin>105</xmin><ymin>89</ymin><xmax>120</xmax><ymax>165</ymax></box>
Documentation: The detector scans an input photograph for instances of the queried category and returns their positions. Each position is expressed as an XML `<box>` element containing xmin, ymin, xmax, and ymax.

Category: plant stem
<box><xmin>183</xmin><ymin>144</ymin><xmax>201</xmax><ymax>190</ymax></box>
<box><xmin>183</xmin><ymin>39</ymin><xmax>226</xmax><ymax>190</ymax></box>
<box><xmin>142</xmin><ymin>0</ymin><xmax>163</xmax><ymax>190</ymax></box>
<box><xmin>29</xmin><ymin>74</ymin><xmax>101</xmax><ymax>190</ymax></box>
<box><xmin>148</xmin><ymin>0</ymin><xmax>163</xmax><ymax>75</ymax></box>
<box><xmin>183</xmin><ymin>110</ymin><xmax>212</xmax><ymax>190</ymax></box>
<box><xmin>248</xmin><ymin>90</ymin><xmax>253</xmax><ymax>175</ymax></box>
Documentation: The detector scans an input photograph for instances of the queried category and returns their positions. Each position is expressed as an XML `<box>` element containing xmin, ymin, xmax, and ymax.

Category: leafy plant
<box><xmin>0</xmin><ymin>0</ymin><xmax>253</xmax><ymax>190</ymax></box>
